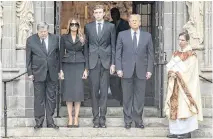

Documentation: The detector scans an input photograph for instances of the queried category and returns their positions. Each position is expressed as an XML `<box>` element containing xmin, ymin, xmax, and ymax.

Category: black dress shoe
<box><xmin>135</xmin><ymin>124</ymin><xmax>144</xmax><ymax>129</ymax></box>
<box><xmin>93</xmin><ymin>124</ymin><xmax>99</xmax><ymax>128</ymax></box>
<box><xmin>100</xmin><ymin>123</ymin><xmax>106</xmax><ymax>128</ymax></box>
<box><xmin>34</xmin><ymin>124</ymin><xmax>42</xmax><ymax>130</ymax></box>
<box><xmin>177</xmin><ymin>133</ymin><xmax>191</xmax><ymax>139</ymax></box>
<box><xmin>167</xmin><ymin>134</ymin><xmax>178</xmax><ymax>138</ymax></box>
<box><xmin>125</xmin><ymin>124</ymin><xmax>131</xmax><ymax>129</ymax></box>
<box><xmin>47</xmin><ymin>124</ymin><xmax>59</xmax><ymax>129</ymax></box>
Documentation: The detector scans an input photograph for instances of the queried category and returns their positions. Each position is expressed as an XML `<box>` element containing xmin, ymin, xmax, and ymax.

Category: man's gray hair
<box><xmin>128</xmin><ymin>14</ymin><xmax>141</xmax><ymax>22</ymax></box>
<box><xmin>37</xmin><ymin>22</ymin><xmax>49</xmax><ymax>31</ymax></box>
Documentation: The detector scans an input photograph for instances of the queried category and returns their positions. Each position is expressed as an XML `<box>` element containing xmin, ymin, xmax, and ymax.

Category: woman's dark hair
<box><xmin>179</xmin><ymin>32</ymin><xmax>190</xmax><ymax>41</ymax></box>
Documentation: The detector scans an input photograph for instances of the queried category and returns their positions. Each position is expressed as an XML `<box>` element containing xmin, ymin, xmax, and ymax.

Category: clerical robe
<box><xmin>164</xmin><ymin>45</ymin><xmax>203</xmax><ymax>134</ymax></box>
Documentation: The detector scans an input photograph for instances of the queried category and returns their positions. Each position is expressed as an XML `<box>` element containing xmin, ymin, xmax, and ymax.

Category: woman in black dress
<box><xmin>59</xmin><ymin>18</ymin><xmax>88</xmax><ymax>127</ymax></box>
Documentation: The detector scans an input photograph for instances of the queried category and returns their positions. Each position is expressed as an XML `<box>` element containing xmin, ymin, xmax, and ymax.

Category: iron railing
<box><xmin>2</xmin><ymin>71</ymin><xmax>27</xmax><ymax>138</ymax></box>
<box><xmin>199</xmin><ymin>75</ymin><xmax>213</xmax><ymax>83</ymax></box>
<box><xmin>2</xmin><ymin>71</ymin><xmax>61</xmax><ymax>138</ymax></box>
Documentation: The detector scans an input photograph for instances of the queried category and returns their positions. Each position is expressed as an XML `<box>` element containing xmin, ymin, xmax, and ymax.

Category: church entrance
<box><xmin>54</xmin><ymin>1</ymin><xmax>166</xmax><ymax>108</ymax></box>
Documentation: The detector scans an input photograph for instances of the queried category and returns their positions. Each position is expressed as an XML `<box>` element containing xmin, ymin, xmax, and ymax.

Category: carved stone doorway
<box><xmin>54</xmin><ymin>1</ymin><xmax>163</xmax><ymax>107</ymax></box>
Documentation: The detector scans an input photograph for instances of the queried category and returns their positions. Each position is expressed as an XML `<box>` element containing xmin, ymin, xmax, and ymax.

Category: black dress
<box><xmin>60</xmin><ymin>34</ymin><xmax>88</xmax><ymax>102</ymax></box>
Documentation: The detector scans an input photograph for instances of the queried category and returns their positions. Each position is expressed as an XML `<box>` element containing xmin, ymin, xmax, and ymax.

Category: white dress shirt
<box><xmin>96</xmin><ymin>20</ymin><xmax>104</xmax><ymax>34</ymax></box>
<box><xmin>40</xmin><ymin>36</ymin><xmax>49</xmax><ymax>52</ymax></box>
<box><xmin>131</xmin><ymin>28</ymin><xmax>140</xmax><ymax>46</ymax></box>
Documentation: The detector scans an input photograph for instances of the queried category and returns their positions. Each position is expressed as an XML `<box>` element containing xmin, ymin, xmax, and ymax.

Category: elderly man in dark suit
<box><xmin>84</xmin><ymin>5</ymin><xmax>116</xmax><ymax>128</ymax></box>
<box><xmin>26</xmin><ymin>22</ymin><xmax>59</xmax><ymax>129</ymax></box>
<box><xmin>116</xmin><ymin>14</ymin><xmax>154</xmax><ymax>129</ymax></box>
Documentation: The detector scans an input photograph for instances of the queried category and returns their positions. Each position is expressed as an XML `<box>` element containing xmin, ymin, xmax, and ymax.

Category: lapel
<box><xmin>36</xmin><ymin>34</ymin><xmax>47</xmax><ymax>55</ymax></box>
<box><xmin>66</xmin><ymin>34</ymin><xmax>80</xmax><ymax>45</ymax></box>
<box><xmin>129</xmin><ymin>29</ymin><xmax>135</xmax><ymax>52</ymax></box>
<box><xmin>66</xmin><ymin>34</ymin><xmax>73</xmax><ymax>44</ymax></box>
<box><xmin>137</xmin><ymin>29</ymin><xmax>144</xmax><ymax>53</ymax></box>
<box><xmin>48</xmin><ymin>33</ymin><xmax>56</xmax><ymax>56</ymax></box>
<box><xmin>47</xmin><ymin>33</ymin><xmax>52</xmax><ymax>55</ymax></box>
<box><xmin>98</xmin><ymin>21</ymin><xmax>106</xmax><ymax>41</ymax></box>
<box><xmin>92</xmin><ymin>22</ymin><xmax>99</xmax><ymax>42</ymax></box>
<box><xmin>74</xmin><ymin>35</ymin><xmax>80</xmax><ymax>44</ymax></box>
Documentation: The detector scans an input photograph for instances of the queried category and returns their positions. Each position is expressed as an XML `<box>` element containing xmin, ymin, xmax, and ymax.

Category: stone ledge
<box><xmin>1</xmin><ymin>127</ymin><xmax>212</xmax><ymax>138</ymax></box>
<box><xmin>1</xmin><ymin>117</ymin><xmax>212</xmax><ymax>128</ymax></box>
<box><xmin>5</xmin><ymin>137</ymin><xmax>213</xmax><ymax>139</ymax></box>
<box><xmin>56</xmin><ymin>107</ymin><xmax>213</xmax><ymax>118</ymax></box>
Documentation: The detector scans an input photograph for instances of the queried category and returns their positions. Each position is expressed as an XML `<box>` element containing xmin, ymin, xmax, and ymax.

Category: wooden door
<box><xmin>60</xmin><ymin>1</ymin><xmax>132</xmax><ymax>34</ymax></box>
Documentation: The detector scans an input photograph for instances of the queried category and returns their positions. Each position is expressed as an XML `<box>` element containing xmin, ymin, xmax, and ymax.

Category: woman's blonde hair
<box><xmin>66</xmin><ymin>18</ymin><xmax>85</xmax><ymax>44</ymax></box>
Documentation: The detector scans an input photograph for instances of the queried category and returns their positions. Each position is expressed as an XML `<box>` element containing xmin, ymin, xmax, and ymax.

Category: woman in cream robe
<box><xmin>164</xmin><ymin>32</ymin><xmax>203</xmax><ymax>139</ymax></box>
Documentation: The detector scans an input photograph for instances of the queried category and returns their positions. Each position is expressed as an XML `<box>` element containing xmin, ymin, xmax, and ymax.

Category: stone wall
<box><xmin>0</xmin><ymin>62</ymin><xmax>2</xmax><ymax>119</ymax></box>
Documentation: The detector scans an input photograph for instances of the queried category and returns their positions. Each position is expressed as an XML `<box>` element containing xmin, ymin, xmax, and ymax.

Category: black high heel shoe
<box><xmin>73</xmin><ymin>118</ymin><xmax>79</xmax><ymax>128</ymax></box>
<box><xmin>67</xmin><ymin>124</ymin><xmax>73</xmax><ymax>128</ymax></box>
<box><xmin>73</xmin><ymin>124</ymin><xmax>79</xmax><ymax>128</ymax></box>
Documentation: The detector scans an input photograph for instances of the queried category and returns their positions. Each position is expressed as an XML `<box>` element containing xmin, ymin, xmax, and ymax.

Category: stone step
<box><xmin>1</xmin><ymin>127</ymin><xmax>212</xmax><ymax>138</ymax></box>
<box><xmin>6</xmin><ymin>137</ymin><xmax>213</xmax><ymax>139</ymax></box>
<box><xmin>3</xmin><ymin>117</ymin><xmax>212</xmax><ymax>128</ymax></box>
<box><xmin>56</xmin><ymin>107</ymin><xmax>159</xmax><ymax>117</ymax></box>
<box><xmin>56</xmin><ymin>107</ymin><xmax>212</xmax><ymax>118</ymax></box>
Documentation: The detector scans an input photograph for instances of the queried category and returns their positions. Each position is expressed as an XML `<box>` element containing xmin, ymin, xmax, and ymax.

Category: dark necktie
<box><xmin>97</xmin><ymin>23</ymin><xmax>101</xmax><ymax>37</ymax></box>
<box><xmin>133</xmin><ymin>32</ymin><xmax>137</xmax><ymax>51</ymax></box>
<box><xmin>42</xmin><ymin>39</ymin><xmax>47</xmax><ymax>53</ymax></box>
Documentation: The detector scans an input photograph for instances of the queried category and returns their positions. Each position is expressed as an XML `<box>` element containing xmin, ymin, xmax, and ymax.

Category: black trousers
<box><xmin>89</xmin><ymin>59</ymin><xmax>109</xmax><ymax>125</ymax></box>
<box><xmin>33</xmin><ymin>71</ymin><xmax>57</xmax><ymax>126</ymax></box>
<box><xmin>109</xmin><ymin>75</ymin><xmax>123</xmax><ymax>103</ymax></box>
<box><xmin>121</xmin><ymin>68</ymin><xmax>146</xmax><ymax>125</ymax></box>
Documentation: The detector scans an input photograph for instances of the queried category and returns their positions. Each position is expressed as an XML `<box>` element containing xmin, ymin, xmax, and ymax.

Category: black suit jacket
<box><xmin>111</xmin><ymin>18</ymin><xmax>130</xmax><ymax>38</ymax></box>
<box><xmin>26</xmin><ymin>33</ymin><xmax>60</xmax><ymax>82</ymax></box>
<box><xmin>84</xmin><ymin>21</ymin><xmax>116</xmax><ymax>69</ymax></box>
<box><xmin>116</xmin><ymin>29</ymin><xmax>154</xmax><ymax>79</ymax></box>
<box><xmin>60</xmin><ymin>34</ymin><xmax>88</xmax><ymax>69</ymax></box>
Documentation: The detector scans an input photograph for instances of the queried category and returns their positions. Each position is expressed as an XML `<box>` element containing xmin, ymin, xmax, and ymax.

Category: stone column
<box><xmin>0</xmin><ymin>61</ymin><xmax>2</xmax><ymax>119</ymax></box>
<box><xmin>163</xmin><ymin>1</ymin><xmax>186</xmax><ymax>59</ymax></box>
<box><xmin>201</xmin><ymin>1</ymin><xmax>212</xmax><ymax>74</ymax></box>
<box><xmin>1</xmin><ymin>1</ymin><xmax>16</xmax><ymax>69</ymax></box>
<box><xmin>34</xmin><ymin>1</ymin><xmax>54</xmax><ymax>33</ymax></box>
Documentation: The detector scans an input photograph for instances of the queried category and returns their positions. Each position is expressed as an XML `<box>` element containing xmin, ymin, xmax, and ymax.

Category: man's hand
<box><xmin>28</xmin><ymin>75</ymin><xmax>34</xmax><ymax>81</ymax></box>
<box><xmin>59</xmin><ymin>70</ymin><xmax>64</xmax><ymax>80</ymax></box>
<box><xmin>82</xmin><ymin>69</ymin><xmax>88</xmax><ymax>79</ymax></box>
<box><xmin>146</xmin><ymin>72</ymin><xmax>152</xmax><ymax>80</ymax></box>
<box><xmin>117</xmin><ymin>70</ymin><xmax>123</xmax><ymax>78</ymax></box>
<box><xmin>110</xmin><ymin>65</ymin><xmax>116</xmax><ymax>75</ymax></box>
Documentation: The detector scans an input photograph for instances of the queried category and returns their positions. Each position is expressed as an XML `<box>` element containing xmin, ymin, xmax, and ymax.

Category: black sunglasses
<box><xmin>70</xmin><ymin>23</ymin><xmax>79</xmax><ymax>27</ymax></box>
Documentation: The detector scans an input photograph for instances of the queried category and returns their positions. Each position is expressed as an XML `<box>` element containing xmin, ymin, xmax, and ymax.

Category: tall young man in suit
<box><xmin>116</xmin><ymin>14</ymin><xmax>154</xmax><ymax>129</ymax></box>
<box><xmin>26</xmin><ymin>22</ymin><xmax>60</xmax><ymax>129</ymax></box>
<box><xmin>84</xmin><ymin>5</ymin><xmax>116</xmax><ymax>128</ymax></box>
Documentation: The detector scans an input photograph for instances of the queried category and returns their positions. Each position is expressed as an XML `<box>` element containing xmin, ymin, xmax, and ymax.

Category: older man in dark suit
<box><xmin>116</xmin><ymin>14</ymin><xmax>154</xmax><ymax>129</ymax></box>
<box><xmin>26</xmin><ymin>22</ymin><xmax>59</xmax><ymax>129</ymax></box>
<box><xmin>84</xmin><ymin>5</ymin><xmax>116</xmax><ymax>128</ymax></box>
